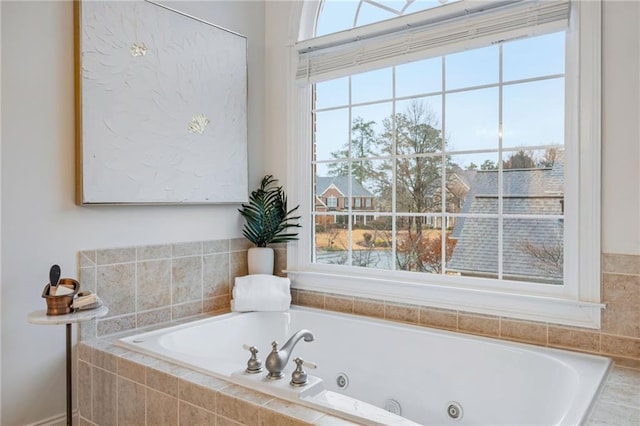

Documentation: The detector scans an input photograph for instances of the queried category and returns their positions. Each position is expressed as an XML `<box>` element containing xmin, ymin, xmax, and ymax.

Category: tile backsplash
<box><xmin>78</xmin><ymin>240</ymin><xmax>639</xmax><ymax>366</ymax></box>
<box><xmin>78</xmin><ymin>239</ymin><xmax>289</xmax><ymax>338</ymax></box>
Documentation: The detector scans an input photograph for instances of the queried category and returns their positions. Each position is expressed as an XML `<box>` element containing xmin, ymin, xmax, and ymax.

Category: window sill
<box><xmin>284</xmin><ymin>269</ymin><xmax>604</xmax><ymax>329</ymax></box>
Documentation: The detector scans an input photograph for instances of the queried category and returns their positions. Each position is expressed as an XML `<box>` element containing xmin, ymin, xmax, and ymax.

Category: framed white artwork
<box><xmin>75</xmin><ymin>0</ymin><xmax>248</xmax><ymax>204</ymax></box>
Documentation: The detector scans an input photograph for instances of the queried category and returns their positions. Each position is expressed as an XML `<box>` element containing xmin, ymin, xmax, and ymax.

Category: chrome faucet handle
<box><xmin>242</xmin><ymin>344</ymin><xmax>263</xmax><ymax>374</ymax></box>
<box><xmin>290</xmin><ymin>357</ymin><xmax>317</xmax><ymax>387</ymax></box>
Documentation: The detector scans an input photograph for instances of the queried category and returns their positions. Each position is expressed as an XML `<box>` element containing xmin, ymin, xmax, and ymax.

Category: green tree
<box><xmin>481</xmin><ymin>159</ymin><xmax>497</xmax><ymax>170</ymax></box>
<box><xmin>327</xmin><ymin>117</ymin><xmax>382</xmax><ymax>184</ymax></box>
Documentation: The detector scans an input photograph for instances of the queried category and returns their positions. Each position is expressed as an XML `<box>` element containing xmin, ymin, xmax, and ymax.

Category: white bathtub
<box><xmin>118</xmin><ymin>306</ymin><xmax>611</xmax><ymax>425</ymax></box>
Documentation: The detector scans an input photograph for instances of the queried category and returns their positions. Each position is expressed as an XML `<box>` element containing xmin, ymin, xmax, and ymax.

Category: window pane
<box><xmin>502</xmin><ymin>78</ymin><xmax>564</xmax><ymax>149</ymax></box>
<box><xmin>315</xmin><ymin>109</ymin><xmax>350</xmax><ymax>161</ymax></box>
<box><xmin>447</xmin><ymin>153</ymin><xmax>498</xmax><ymax>213</ymax></box>
<box><xmin>502</xmin><ymin>148</ymin><xmax>564</xmax><ymax>215</ymax></box>
<box><xmin>314</xmin><ymin>217</ymin><xmax>349</xmax><ymax>265</ymax></box>
<box><xmin>394</xmin><ymin>99</ymin><xmax>443</xmax><ymax>155</ymax></box>
<box><xmin>351</xmin><ymin>102</ymin><xmax>392</xmax><ymax>157</ymax></box>
<box><xmin>395</xmin><ymin>58</ymin><xmax>442</xmax><ymax>97</ymax></box>
<box><xmin>353</xmin><ymin>159</ymin><xmax>392</xmax><ymax>213</ymax></box>
<box><xmin>315</xmin><ymin>78</ymin><xmax>349</xmax><ymax>109</ymax></box>
<box><xmin>355</xmin><ymin>2</ymin><xmax>399</xmax><ymax>27</ymax></box>
<box><xmin>315</xmin><ymin>1</ymin><xmax>359</xmax><ymax>36</ymax></box>
<box><xmin>447</xmin><ymin>217</ymin><xmax>499</xmax><ymax>277</ymax></box>
<box><xmin>395</xmin><ymin>96</ymin><xmax>442</xmax><ymax>145</ymax></box>
<box><xmin>396</xmin><ymin>216</ymin><xmax>447</xmax><ymax>273</ymax></box>
<box><xmin>396</xmin><ymin>156</ymin><xmax>443</xmax><ymax>213</ymax></box>
<box><xmin>446</xmin><ymin>87</ymin><xmax>499</xmax><ymax>152</ymax></box>
<box><xmin>351</xmin><ymin>225</ymin><xmax>393</xmax><ymax>269</ymax></box>
<box><xmin>503</xmin><ymin>218</ymin><xmax>563</xmax><ymax>284</ymax></box>
<box><xmin>445</xmin><ymin>45</ymin><xmax>499</xmax><ymax>90</ymax></box>
<box><xmin>503</xmin><ymin>31</ymin><xmax>565</xmax><ymax>82</ymax></box>
<box><xmin>352</xmin><ymin>68</ymin><xmax>392</xmax><ymax>104</ymax></box>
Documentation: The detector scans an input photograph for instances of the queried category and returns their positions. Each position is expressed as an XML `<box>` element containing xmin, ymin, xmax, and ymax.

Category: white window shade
<box><xmin>296</xmin><ymin>0</ymin><xmax>570</xmax><ymax>82</ymax></box>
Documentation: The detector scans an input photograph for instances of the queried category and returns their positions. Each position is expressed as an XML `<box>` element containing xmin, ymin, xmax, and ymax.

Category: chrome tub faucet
<box><xmin>265</xmin><ymin>329</ymin><xmax>314</xmax><ymax>379</ymax></box>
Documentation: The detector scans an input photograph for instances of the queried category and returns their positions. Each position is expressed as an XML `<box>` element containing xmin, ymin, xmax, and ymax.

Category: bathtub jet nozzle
<box><xmin>265</xmin><ymin>329</ymin><xmax>314</xmax><ymax>380</ymax></box>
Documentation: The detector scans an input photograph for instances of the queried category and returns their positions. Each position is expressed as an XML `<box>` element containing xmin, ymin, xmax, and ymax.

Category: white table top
<box><xmin>27</xmin><ymin>305</ymin><xmax>109</xmax><ymax>325</ymax></box>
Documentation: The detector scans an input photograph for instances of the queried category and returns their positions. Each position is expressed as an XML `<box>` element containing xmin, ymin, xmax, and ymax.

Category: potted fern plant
<box><xmin>238</xmin><ymin>175</ymin><xmax>301</xmax><ymax>274</ymax></box>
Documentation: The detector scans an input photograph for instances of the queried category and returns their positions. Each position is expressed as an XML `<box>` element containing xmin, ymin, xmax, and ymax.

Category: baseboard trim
<box><xmin>25</xmin><ymin>411</ymin><xmax>77</xmax><ymax>426</ymax></box>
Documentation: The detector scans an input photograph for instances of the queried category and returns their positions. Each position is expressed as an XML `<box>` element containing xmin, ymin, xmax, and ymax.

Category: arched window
<box><xmin>288</xmin><ymin>0</ymin><xmax>602</xmax><ymax>328</ymax></box>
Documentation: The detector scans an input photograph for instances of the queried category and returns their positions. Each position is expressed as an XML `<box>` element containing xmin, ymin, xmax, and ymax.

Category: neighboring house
<box><xmin>449</xmin><ymin>151</ymin><xmax>564</xmax><ymax>284</ymax></box>
<box><xmin>315</xmin><ymin>176</ymin><xmax>376</xmax><ymax>225</ymax></box>
<box><xmin>411</xmin><ymin>166</ymin><xmax>476</xmax><ymax>229</ymax></box>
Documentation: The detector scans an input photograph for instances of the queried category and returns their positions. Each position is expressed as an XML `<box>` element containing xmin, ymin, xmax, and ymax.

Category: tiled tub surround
<box><xmin>77</xmin><ymin>239</ymin><xmax>287</xmax><ymax>339</ymax></box>
<box><xmin>77</xmin><ymin>243</ymin><xmax>639</xmax><ymax>424</ymax></box>
<box><xmin>79</xmin><ymin>316</ymin><xmax>639</xmax><ymax>426</ymax></box>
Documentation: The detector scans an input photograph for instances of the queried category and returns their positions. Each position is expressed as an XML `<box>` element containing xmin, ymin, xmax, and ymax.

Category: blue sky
<box><xmin>312</xmin><ymin>1</ymin><xmax>565</xmax><ymax>174</ymax></box>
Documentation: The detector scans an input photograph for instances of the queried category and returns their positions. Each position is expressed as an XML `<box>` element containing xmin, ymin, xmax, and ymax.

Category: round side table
<box><xmin>27</xmin><ymin>306</ymin><xmax>108</xmax><ymax>426</ymax></box>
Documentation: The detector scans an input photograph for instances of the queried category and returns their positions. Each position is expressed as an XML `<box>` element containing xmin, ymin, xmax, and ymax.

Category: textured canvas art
<box><xmin>76</xmin><ymin>1</ymin><xmax>248</xmax><ymax>204</ymax></box>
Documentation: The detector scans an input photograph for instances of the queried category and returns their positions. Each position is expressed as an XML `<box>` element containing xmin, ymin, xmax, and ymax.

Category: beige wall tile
<box><xmin>172</xmin><ymin>301</ymin><xmax>203</xmax><ymax>320</ymax></box>
<box><xmin>204</xmin><ymin>239</ymin><xmax>229</xmax><ymax>254</ymax></box>
<box><xmin>325</xmin><ymin>295</ymin><xmax>353</xmax><ymax>314</ymax></box>
<box><xmin>216</xmin><ymin>415</ymin><xmax>244</xmax><ymax>426</ymax></box>
<box><xmin>179</xmin><ymin>401</ymin><xmax>215</xmax><ymax>426</ymax></box>
<box><xmin>204</xmin><ymin>296</ymin><xmax>231</xmax><ymax>313</ymax></box>
<box><xmin>96</xmin><ymin>247</ymin><xmax>136</xmax><ymax>265</ymax></box>
<box><xmin>500</xmin><ymin>318</ymin><xmax>547</xmax><ymax>345</ymax></box>
<box><xmin>78</xmin><ymin>361</ymin><xmax>92</xmax><ymax>421</ymax></box>
<box><xmin>290</xmin><ymin>289</ymin><xmax>300</xmax><ymax>305</ymax></box>
<box><xmin>137</xmin><ymin>259</ymin><xmax>171</xmax><ymax>311</ymax></box>
<box><xmin>97</xmin><ymin>315</ymin><xmax>136</xmax><ymax>337</ymax></box>
<box><xmin>385</xmin><ymin>303</ymin><xmax>419</xmax><ymax>324</ymax></box>
<box><xmin>79</xmin><ymin>266</ymin><xmax>96</xmax><ymax>294</ymax></box>
<box><xmin>137</xmin><ymin>244</ymin><xmax>171</xmax><ymax>261</ymax></box>
<box><xmin>172</xmin><ymin>256</ymin><xmax>203</xmax><ymax>303</ymax></box>
<box><xmin>216</xmin><ymin>393</ymin><xmax>260</xmax><ymax>425</ymax></box>
<box><xmin>458</xmin><ymin>313</ymin><xmax>500</xmax><ymax>337</ymax></box>
<box><xmin>173</xmin><ymin>241</ymin><xmax>203</xmax><ymax>257</ymax></box>
<box><xmin>179</xmin><ymin>381</ymin><xmax>218</xmax><ymax>413</ymax></box>
<box><xmin>79</xmin><ymin>319</ymin><xmax>98</xmax><ymax>341</ymax></box>
<box><xmin>601</xmin><ymin>335</ymin><xmax>640</xmax><ymax>359</ymax></box>
<box><xmin>117</xmin><ymin>356</ymin><xmax>145</xmax><ymax>384</ymax></box>
<box><xmin>137</xmin><ymin>307</ymin><xmax>171</xmax><ymax>328</ymax></box>
<box><xmin>602</xmin><ymin>273</ymin><xmax>640</xmax><ymax>338</ymax></box>
<box><xmin>79</xmin><ymin>250</ymin><xmax>97</xmax><ymax>267</ymax></box>
<box><xmin>298</xmin><ymin>291</ymin><xmax>324</xmax><ymax>309</ymax></box>
<box><xmin>259</xmin><ymin>409</ymin><xmax>311</xmax><ymax>426</ymax></box>
<box><xmin>263</xmin><ymin>398</ymin><xmax>324</xmax><ymax>423</ymax></box>
<box><xmin>204</xmin><ymin>253</ymin><xmax>230</xmax><ymax>299</ymax></box>
<box><xmin>97</xmin><ymin>263</ymin><xmax>136</xmax><ymax>317</ymax></box>
<box><xmin>147</xmin><ymin>388</ymin><xmax>178</xmax><ymax>426</ymax></box>
<box><xmin>548</xmin><ymin>325</ymin><xmax>601</xmax><ymax>353</ymax></box>
<box><xmin>230</xmin><ymin>251</ymin><xmax>248</xmax><ymax>279</ymax></box>
<box><xmin>147</xmin><ymin>367</ymin><xmax>181</xmax><ymax>398</ymax></box>
<box><xmin>587</xmin><ymin>401</ymin><xmax>640</xmax><ymax>426</ymax></box>
<box><xmin>274</xmin><ymin>247</ymin><xmax>288</xmax><ymax>277</ymax></box>
<box><xmin>230</xmin><ymin>238</ymin><xmax>252</xmax><ymax>251</ymax></box>
<box><xmin>419</xmin><ymin>306</ymin><xmax>458</xmax><ymax>331</ymax></box>
<box><xmin>117</xmin><ymin>377</ymin><xmax>145</xmax><ymax>426</ymax></box>
<box><xmin>92</xmin><ymin>367</ymin><xmax>116</xmax><ymax>426</ymax></box>
<box><xmin>353</xmin><ymin>297</ymin><xmax>385</xmax><ymax>319</ymax></box>
<box><xmin>603</xmin><ymin>253</ymin><xmax>640</xmax><ymax>275</ymax></box>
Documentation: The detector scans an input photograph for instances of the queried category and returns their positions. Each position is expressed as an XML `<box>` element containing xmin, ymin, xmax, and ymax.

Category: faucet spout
<box><xmin>265</xmin><ymin>329</ymin><xmax>314</xmax><ymax>379</ymax></box>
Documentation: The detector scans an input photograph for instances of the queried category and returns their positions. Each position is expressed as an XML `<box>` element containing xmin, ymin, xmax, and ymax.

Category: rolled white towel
<box><xmin>231</xmin><ymin>274</ymin><xmax>291</xmax><ymax>312</ymax></box>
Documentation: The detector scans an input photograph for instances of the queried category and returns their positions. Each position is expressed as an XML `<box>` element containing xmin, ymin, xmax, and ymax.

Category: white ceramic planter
<box><xmin>247</xmin><ymin>247</ymin><xmax>274</xmax><ymax>275</ymax></box>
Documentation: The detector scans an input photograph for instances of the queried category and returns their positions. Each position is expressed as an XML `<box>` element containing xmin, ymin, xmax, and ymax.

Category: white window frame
<box><xmin>326</xmin><ymin>196</ymin><xmax>337</xmax><ymax>208</ymax></box>
<box><xmin>286</xmin><ymin>0</ymin><xmax>602</xmax><ymax>328</ymax></box>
